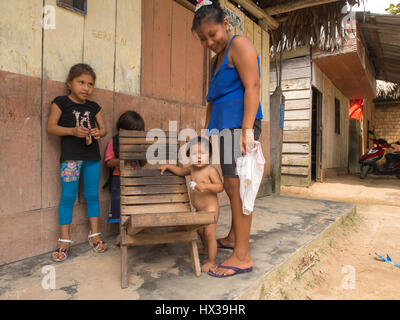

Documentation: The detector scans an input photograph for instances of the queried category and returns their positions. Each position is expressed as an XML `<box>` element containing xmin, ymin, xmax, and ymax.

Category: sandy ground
<box><xmin>261</xmin><ymin>175</ymin><xmax>400</xmax><ymax>300</ymax></box>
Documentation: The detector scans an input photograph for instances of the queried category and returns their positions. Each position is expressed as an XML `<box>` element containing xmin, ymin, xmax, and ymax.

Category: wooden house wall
<box><xmin>313</xmin><ymin>63</ymin><xmax>350</xmax><ymax>177</ymax></box>
<box><xmin>270</xmin><ymin>55</ymin><xmax>312</xmax><ymax>187</ymax></box>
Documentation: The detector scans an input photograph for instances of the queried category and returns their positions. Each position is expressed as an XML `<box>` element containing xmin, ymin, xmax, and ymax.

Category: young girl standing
<box><xmin>192</xmin><ymin>0</ymin><xmax>263</xmax><ymax>277</ymax></box>
<box><xmin>47</xmin><ymin>63</ymin><xmax>108</xmax><ymax>262</ymax></box>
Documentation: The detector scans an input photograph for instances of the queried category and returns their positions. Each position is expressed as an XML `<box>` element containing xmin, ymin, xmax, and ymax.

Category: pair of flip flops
<box><xmin>375</xmin><ymin>253</ymin><xmax>400</xmax><ymax>268</ymax></box>
<box><xmin>208</xmin><ymin>264</ymin><xmax>253</xmax><ymax>278</ymax></box>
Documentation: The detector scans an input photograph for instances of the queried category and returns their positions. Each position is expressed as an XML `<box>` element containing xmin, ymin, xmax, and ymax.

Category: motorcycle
<box><xmin>359</xmin><ymin>130</ymin><xmax>400</xmax><ymax>179</ymax></box>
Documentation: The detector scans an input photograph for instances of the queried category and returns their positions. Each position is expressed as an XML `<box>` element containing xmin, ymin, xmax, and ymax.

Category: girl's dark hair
<box><xmin>117</xmin><ymin>111</ymin><xmax>145</xmax><ymax>131</ymax></box>
<box><xmin>186</xmin><ymin>136</ymin><xmax>212</xmax><ymax>157</ymax></box>
<box><xmin>192</xmin><ymin>0</ymin><xmax>225</xmax><ymax>32</ymax></box>
<box><xmin>66</xmin><ymin>63</ymin><xmax>97</xmax><ymax>84</ymax></box>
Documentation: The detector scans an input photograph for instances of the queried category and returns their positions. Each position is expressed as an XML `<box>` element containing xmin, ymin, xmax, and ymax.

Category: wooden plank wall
<box><xmin>270</xmin><ymin>55</ymin><xmax>312</xmax><ymax>187</ymax></box>
<box><xmin>142</xmin><ymin>0</ymin><xmax>204</xmax><ymax>105</ymax></box>
<box><xmin>313</xmin><ymin>62</ymin><xmax>350</xmax><ymax>177</ymax></box>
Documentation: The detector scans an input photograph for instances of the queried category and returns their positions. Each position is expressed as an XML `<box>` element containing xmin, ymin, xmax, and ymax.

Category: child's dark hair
<box><xmin>66</xmin><ymin>63</ymin><xmax>97</xmax><ymax>85</ymax></box>
<box><xmin>186</xmin><ymin>136</ymin><xmax>212</xmax><ymax>157</ymax></box>
<box><xmin>117</xmin><ymin>111</ymin><xmax>145</xmax><ymax>131</ymax></box>
<box><xmin>192</xmin><ymin>0</ymin><xmax>225</xmax><ymax>32</ymax></box>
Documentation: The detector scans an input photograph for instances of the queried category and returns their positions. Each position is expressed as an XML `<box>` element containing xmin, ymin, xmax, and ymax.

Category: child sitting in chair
<box><xmin>161</xmin><ymin>137</ymin><xmax>223</xmax><ymax>273</ymax></box>
<box><xmin>104</xmin><ymin>111</ymin><xmax>146</xmax><ymax>224</ymax></box>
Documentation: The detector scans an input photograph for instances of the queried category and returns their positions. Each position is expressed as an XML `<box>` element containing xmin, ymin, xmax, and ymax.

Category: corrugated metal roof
<box><xmin>356</xmin><ymin>12</ymin><xmax>400</xmax><ymax>83</ymax></box>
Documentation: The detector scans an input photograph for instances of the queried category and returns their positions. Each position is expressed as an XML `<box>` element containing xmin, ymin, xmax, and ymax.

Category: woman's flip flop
<box><xmin>208</xmin><ymin>264</ymin><xmax>253</xmax><ymax>278</ymax></box>
<box><xmin>217</xmin><ymin>239</ymin><xmax>234</xmax><ymax>250</ymax></box>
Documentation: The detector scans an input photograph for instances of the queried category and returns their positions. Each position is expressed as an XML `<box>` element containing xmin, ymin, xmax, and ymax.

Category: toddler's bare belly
<box><xmin>190</xmin><ymin>191</ymin><xmax>219</xmax><ymax>214</ymax></box>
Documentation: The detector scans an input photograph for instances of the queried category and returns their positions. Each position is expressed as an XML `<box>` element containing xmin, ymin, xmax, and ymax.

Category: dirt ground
<box><xmin>261</xmin><ymin>176</ymin><xmax>400</xmax><ymax>300</ymax></box>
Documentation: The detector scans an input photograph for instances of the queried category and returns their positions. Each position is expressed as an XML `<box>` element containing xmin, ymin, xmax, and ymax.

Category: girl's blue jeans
<box><xmin>58</xmin><ymin>160</ymin><xmax>100</xmax><ymax>226</ymax></box>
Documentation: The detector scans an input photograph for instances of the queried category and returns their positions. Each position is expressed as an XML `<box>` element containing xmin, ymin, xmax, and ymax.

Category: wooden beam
<box><xmin>175</xmin><ymin>0</ymin><xmax>279</xmax><ymax>31</ymax></box>
<box><xmin>265</xmin><ymin>0</ymin><xmax>340</xmax><ymax>16</ymax></box>
<box><xmin>174</xmin><ymin>0</ymin><xmax>196</xmax><ymax>12</ymax></box>
<box><xmin>232</xmin><ymin>0</ymin><xmax>279</xmax><ymax>30</ymax></box>
<box><xmin>371</xmin><ymin>17</ymin><xmax>388</xmax><ymax>82</ymax></box>
<box><xmin>357</xmin><ymin>23</ymin><xmax>400</xmax><ymax>33</ymax></box>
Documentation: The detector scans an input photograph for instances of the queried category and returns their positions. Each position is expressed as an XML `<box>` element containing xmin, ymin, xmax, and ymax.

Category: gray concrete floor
<box><xmin>0</xmin><ymin>195</ymin><xmax>354</xmax><ymax>300</ymax></box>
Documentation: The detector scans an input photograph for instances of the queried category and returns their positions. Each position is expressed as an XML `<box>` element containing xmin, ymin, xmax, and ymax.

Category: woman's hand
<box><xmin>241</xmin><ymin>128</ymin><xmax>255</xmax><ymax>155</ymax></box>
<box><xmin>72</xmin><ymin>126</ymin><xmax>90</xmax><ymax>138</ymax></box>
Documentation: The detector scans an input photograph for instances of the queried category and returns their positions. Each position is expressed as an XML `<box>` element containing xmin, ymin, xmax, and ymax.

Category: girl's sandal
<box><xmin>52</xmin><ymin>239</ymin><xmax>73</xmax><ymax>262</ymax></box>
<box><xmin>88</xmin><ymin>232</ymin><xmax>108</xmax><ymax>253</ymax></box>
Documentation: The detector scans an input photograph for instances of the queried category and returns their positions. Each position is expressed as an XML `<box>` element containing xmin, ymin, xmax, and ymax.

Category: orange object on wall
<box><xmin>349</xmin><ymin>99</ymin><xmax>364</xmax><ymax>121</ymax></box>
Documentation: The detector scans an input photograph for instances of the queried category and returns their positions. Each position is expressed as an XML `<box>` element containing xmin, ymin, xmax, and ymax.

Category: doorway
<box><xmin>312</xmin><ymin>87</ymin><xmax>323</xmax><ymax>181</ymax></box>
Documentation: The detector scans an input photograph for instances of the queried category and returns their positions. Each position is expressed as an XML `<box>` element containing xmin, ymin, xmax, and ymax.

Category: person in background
<box><xmin>104</xmin><ymin>111</ymin><xmax>146</xmax><ymax>224</ymax></box>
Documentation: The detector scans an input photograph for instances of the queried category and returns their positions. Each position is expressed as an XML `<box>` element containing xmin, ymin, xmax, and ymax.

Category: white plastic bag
<box><xmin>236</xmin><ymin>141</ymin><xmax>265</xmax><ymax>215</ymax></box>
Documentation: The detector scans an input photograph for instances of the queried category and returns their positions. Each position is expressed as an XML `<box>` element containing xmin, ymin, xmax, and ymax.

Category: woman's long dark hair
<box><xmin>192</xmin><ymin>0</ymin><xmax>225</xmax><ymax>32</ymax></box>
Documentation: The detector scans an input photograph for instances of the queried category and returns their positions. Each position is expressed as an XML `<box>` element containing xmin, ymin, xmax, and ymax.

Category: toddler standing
<box><xmin>161</xmin><ymin>137</ymin><xmax>223</xmax><ymax>272</ymax></box>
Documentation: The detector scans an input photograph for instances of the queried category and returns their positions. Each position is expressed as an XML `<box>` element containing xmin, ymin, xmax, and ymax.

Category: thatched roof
<box><xmin>264</xmin><ymin>0</ymin><xmax>364</xmax><ymax>51</ymax></box>
<box><xmin>376</xmin><ymin>81</ymin><xmax>400</xmax><ymax>102</ymax></box>
<box><xmin>356</xmin><ymin>12</ymin><xmax>400</xmax><ymax>83</ymax></box>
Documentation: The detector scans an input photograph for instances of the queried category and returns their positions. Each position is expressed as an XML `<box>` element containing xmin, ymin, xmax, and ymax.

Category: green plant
<box><xmin>386</xmin><ymin>3</ymin><xmax>400</xmax><ymax>15</ymax></box>
<box><xmin>259</xmin><ymin>284</ymin><xmax>265</xmax><ymax>299</ymax></box>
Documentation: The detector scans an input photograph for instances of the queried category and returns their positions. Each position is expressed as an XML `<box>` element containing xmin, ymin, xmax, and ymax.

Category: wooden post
<box><xmin>188</xmin><ymin>240</ymin><xmax>201</xmax><ymax>277</ymax></box>
<box><xmin>270</xmin><ymin>87</ymin><xmax>285</xmax><ymax>194</ymax></box>
<box><xmin>121</xmin><ymin>223</ymin><xmax>128</xmax><ymax>289</ymax></box>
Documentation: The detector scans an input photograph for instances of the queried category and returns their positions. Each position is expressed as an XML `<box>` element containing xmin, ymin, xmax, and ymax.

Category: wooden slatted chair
<box><xmin>118</xmin><ymin>129</ymin><xmax>217</xmax><ymax>288</ymax></box>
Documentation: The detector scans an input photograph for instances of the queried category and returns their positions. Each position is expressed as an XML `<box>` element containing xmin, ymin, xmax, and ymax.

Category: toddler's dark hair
<box><xmin>192</xmin><ymin>0</ymin><xmax>225</xmax><ymax>32</ymax></box>
<box><xmin>186</xmin><ymin>136</ymin><xmax>212</xmax><ymax>157</ymax></box>
<box><xmin>66</xmin><ymin>63</ymin><xmax>97</xmax><ymax>85</ymax></box>
<box><xmin>117</xmin><ymin>111</ymin><xmax>145</xmax><ymax>131</ymax></box>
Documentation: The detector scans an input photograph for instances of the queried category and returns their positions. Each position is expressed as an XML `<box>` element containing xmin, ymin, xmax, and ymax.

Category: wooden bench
<box><xmin>118</xmin><ymin>129</ymin><xmax>217</xmax><ymax>288</ymax></box>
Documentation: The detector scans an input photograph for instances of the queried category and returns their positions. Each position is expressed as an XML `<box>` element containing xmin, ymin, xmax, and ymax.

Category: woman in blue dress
<box><xmin>193</xmin><ymin>0</ymin><xmax>263</xmax><ymax>277</ymax></box>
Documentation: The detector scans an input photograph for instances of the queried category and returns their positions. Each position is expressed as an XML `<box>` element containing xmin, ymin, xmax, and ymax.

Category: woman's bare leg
<box><xmin>211</xmin><ymin>177</ymin><xmax>253</xmax><ymax>276</ymax></box>
<box><xmin>217</xmin><ymin>220</ymin><xmax>235</xmax><ymax>249</ymax></box>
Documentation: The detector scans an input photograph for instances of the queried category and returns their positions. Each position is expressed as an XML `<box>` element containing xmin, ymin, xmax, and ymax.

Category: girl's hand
<box><xmin>241</xmin><ymin>128</ymin><xmax>255</xmax><ymax>155</ymax></box>
<box><xmin>90</xmin><ymin>128</ymin><xmax>101</xmax><ymax>140</ymax></box>
<box><xmin>72</xmin><ymin>126</ymin><xmax>89</xmax><ymax>138</ymax></box>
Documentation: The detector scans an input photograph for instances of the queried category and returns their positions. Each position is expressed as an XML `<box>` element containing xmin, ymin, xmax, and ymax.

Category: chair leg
<box><xmin>121</xmin><ymin>224</ymin><xmax>128</xmax><ymax>289</ymax></box>
<box><xmin>121</xmin><ymin>245</ymin><xmax>128</xmax><ymax>288</ymax></box>
<box><xmin>188</xmin><ymin>240</ymin><xmax>201</xmax><ymax>277</ymax></box>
